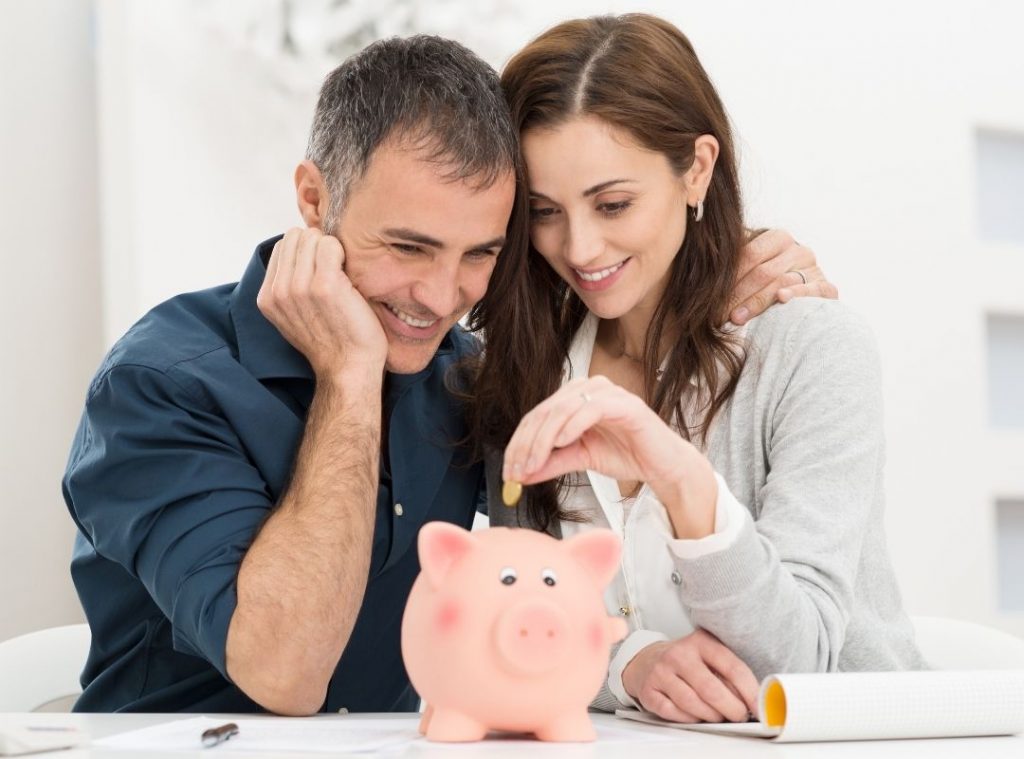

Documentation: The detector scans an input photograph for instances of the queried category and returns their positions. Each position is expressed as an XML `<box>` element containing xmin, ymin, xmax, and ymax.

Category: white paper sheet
<box><xmin>617</xmin><ymin>711</ymin><xmax>780</xmax><ymax>738</ymax></box>
<box><xmin>94</xmin><ymin>715</ymin><xmax>678</xmax><ymax>753</ymax></box>
<box><xmin>94</xmin><ymin>716</ymin><xmax>422</xmax><ymax>753</ymax></box>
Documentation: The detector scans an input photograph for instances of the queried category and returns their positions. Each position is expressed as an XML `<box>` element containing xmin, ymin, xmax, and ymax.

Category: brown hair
<box><xmin>463</xmin><ymin>14</ymin><xmax>747</xmax><ymax>531</ymax></box>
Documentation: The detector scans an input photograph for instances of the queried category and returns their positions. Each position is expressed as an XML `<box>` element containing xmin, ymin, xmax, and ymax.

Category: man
<box><xmin>63</xmin><ymin>35</ymin><xmax>831</xmax><ymax>715</ymax></box>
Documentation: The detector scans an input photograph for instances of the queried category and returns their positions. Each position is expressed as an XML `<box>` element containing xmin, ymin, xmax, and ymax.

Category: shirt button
<box><xmin>394</xmin><ymin>503</ymin><xmax>404</xmax><ymax>517</ymax></box>
<box><xmin>618</xmin><ymin>606</ymin><xmax>631</xmax><ymax>617</ymax></box>
<box><xmin>671</xmin><ymin>571</ymin><xmax>682</xmax><ymax>586</ymax></box>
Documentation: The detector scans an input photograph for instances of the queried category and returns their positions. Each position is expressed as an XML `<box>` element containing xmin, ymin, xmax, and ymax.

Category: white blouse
<box><xmin>558</xmin><ymin>313</ymin><xmax>749</xmax><ymax>707</ymax></box>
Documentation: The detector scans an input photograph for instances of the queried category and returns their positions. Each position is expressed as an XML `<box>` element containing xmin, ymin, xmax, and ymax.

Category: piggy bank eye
<box><xmin>541</xmin><ymin>569</ymin><xmax>558</xmax><ymax>587</ymax></box>
<box><xmin>499</xmin><ymin>567</ymin><xmax>518</xmax><ymax>585</ymax></box>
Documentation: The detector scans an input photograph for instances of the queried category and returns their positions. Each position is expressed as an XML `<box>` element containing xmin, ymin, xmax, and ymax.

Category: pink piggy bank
<box><xmin>401</xmin><ymin>522</ymin><xmax>628</xmax><ymax>742</ymax></box>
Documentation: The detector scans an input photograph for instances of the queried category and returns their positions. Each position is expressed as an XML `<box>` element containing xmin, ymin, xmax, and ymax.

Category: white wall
<box><xmin>3</xmin><ymin>0</ymin><xmax>1022</xmax><ymax>640</ymax></box>
<box><xmin>0</xmin><ymin>0</ymin><xmax>101</xmax><ymax>639</ymax></box>
<box><xmin>660</xmin><ymin>1</ymin><xmax>1024</xmax><ymax>633</ymax></box>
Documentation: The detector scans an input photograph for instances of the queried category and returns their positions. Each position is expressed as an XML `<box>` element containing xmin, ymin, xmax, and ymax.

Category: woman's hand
<box><xmin>501</xmin><ymin>376</ymin><xmax>718</xmax><ymax>537</ymax></box>
<box><xmin>622</xmin><ymin>629</ymin><xmax>760</xmax><ymax>723</ymax></box>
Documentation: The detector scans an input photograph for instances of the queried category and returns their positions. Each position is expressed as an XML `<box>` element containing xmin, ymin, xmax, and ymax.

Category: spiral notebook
<box><xmin>617</xmin><ymin>670</ymin><xmax>1024</xmax><ymax>743</ymax></box>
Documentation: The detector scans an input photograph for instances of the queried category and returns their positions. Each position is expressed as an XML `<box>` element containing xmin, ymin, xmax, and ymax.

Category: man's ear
<box><xmin>684</xmin><ymin>134</ymin><xmax>720</xmax><ymax>205</ymax></box>
<box><xmin>294</xmin><ymin>159</ymin><xmax>330</xmax><ymax>230</ymax></box>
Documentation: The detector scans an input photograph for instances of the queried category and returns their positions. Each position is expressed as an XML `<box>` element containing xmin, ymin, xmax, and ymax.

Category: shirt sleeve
<box><xmin>64</xmin><ymin>364</ymin><xmax>275</xmax><ymax>682</ymax></box>
<box><xmin>666</xmin><ymin>472</ymin><xmax>749</xmax><ymax>560</ymax></box>
<box><xmin>668</xmin><ymin>303</ymin><xmax>886</xmax><ymax>679</ymax></box>
<box><xmin>606</xmin><ymin>629</ymin><xmax>671</xmax><ymax>709</ymax></box>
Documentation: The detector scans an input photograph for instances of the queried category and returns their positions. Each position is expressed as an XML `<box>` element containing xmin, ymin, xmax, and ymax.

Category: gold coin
<box><xmin>502</xmin><ymin>480</ymin><xmax>522</xmax><ymax>508</ymax></box>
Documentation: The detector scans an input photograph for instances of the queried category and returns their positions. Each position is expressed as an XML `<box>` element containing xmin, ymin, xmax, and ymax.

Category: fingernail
<box><xmin>733</xmin><ymin>307</ymin><xmax>749</xmax><ymax>323</ymax></box>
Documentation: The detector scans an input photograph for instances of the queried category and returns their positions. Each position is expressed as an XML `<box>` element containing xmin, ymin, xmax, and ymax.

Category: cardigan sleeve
<box><xmin>668</xmin><ymin>301</ymin><xmax>886</xmax><ymax>680</ymax></box>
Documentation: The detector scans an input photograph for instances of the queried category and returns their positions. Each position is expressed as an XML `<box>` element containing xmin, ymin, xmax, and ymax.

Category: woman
<box><xmin>467</xmin><ymin>14</ymin><xmax>924</xmax><ymax>723</ymax></box>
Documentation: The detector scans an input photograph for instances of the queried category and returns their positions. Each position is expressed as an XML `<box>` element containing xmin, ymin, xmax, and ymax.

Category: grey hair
<box><xmin>306</xmin><ymin>35</ymin><xmax>519</xmax><ymax>233</ymax></box>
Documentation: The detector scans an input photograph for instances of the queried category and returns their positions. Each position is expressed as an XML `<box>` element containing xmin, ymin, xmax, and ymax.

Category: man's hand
<box><xmin>622</xmin><ymin>629</ymin><xmax>759</xmax><ymax>723</ymax></box>
<box><xmin>728</xmin><ymin>229</ymin><xmax>839</xmax><ymax>325</ymax></box>
<box><xmin>257</xmin><ymin>227</ymin><xmax>388</xmax><ymax>380</ymax></box>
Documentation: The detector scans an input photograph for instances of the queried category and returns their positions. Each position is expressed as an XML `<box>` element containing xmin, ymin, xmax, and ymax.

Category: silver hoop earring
<box><xmin>692</xmin><ymin>199</ymin><xmax>704</xmax><ymax>222</ymax></box>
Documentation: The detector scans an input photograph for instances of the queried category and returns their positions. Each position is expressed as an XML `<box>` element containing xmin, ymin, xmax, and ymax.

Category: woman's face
<box><xmin>522</xmin><ymin>115</ymin><xmax>690</xmax><ymax>320</ymax></box>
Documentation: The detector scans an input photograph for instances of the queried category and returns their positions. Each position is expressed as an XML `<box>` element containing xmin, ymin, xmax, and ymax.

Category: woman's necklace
<box><xmin>615</xmin><ymin>333</ymin><xmax>646</xmax><ymax>364</ymax></box>
<box><xmin>599</xmin><ymin>318</ymin><xmax>648</xmax><ymax>366</ymax></box>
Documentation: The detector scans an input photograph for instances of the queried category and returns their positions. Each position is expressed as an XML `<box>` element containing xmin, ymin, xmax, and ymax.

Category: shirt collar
<box><xmin>229</xmin><ymin>236</ymin><xmax>314</xmax><ymax>381</ymax></box>
<box><xmin>564</xmin><ymin>311</ymin><xmax>677</xmax><ymax>384</ymax></box>
<box><xmin>564</xmin><ymin>311</ymin><xmax>748</xmax><ymax>387</ymax></box>
<box><xmin>565</xmin><ymin>311</ymin><xmax>600</xmax><ymax>382</ymax></box>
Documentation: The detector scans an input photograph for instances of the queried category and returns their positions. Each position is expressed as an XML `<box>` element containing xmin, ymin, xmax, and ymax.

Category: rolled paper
<box><xmin>502</xmin><ymin>480</ymin><xmax>522</xmax><ymax>507</ymax></box>
<box><xmin>619</xmin><ymin>670</ymin><xmax>1024</xmax><ymax>743</ymax></box>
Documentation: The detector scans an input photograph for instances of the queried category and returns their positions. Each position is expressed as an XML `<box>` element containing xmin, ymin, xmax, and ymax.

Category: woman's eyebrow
<box><xmin>529</xmin><ymin>179</ymin><xmax>637</xmax><ymax>202</ymax></box>
<box><xmin>582</xmin><ymin>178</ymin><xmax>636</xmax><ymax>197</ymax></box>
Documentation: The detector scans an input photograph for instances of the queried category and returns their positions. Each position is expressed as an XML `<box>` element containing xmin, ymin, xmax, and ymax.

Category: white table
<box><xmin>6</xmin><ymin>712</ymin><xmax>1024</xmax><ymax>758</ymax></box>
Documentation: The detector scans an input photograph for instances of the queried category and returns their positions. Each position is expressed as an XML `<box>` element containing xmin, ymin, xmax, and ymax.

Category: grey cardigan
<box><xmin>488</xmin><ymin>298</ymin><xmax>925</xmax><ymax>711</ymax></box>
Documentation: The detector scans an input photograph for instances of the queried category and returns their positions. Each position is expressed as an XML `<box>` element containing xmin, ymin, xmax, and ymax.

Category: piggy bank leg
<box><xmin>418</xmin><ymin>703</ymin><xmax>434</xmax><ymax>736</ymax></box>
<box><xmin>424</xmin><ymin>707</ymin><xmax>488</xmax><ymax>742</ymax></box>
<box><xmin>534</xmin><ymin>710</ymin><xmax>596</xmax><ymax>742</ymax></box>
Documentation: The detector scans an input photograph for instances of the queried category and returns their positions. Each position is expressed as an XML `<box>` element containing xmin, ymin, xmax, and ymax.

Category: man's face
<box><xmin>333</xmin><ymin>144</ymin><xmax>516</xmax><ymax>375</ymax></box>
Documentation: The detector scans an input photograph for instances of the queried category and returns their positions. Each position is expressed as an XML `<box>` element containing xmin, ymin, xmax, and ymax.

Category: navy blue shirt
<box><xmin>62</xmin><ymin>237</ymin><xmax>484</xmax><ymax>713</ymax></box>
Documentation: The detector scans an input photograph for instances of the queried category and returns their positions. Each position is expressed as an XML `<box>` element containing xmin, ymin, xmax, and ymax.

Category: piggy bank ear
<box><xmin>418</xmin><ymin>521</ymin><xmax>477</xmax><ymax>590</ymax></box>
<box><xmin>564</xmin><ymin>529</ymin><xmax>621</xmax><ymax>589</ymax></box>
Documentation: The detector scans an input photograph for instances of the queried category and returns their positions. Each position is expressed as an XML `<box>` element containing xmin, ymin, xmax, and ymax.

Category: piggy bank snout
<box><xmin>495</xmin><ymin>600</ymin><xmax>570</xmax><ymax>675</ymax></box>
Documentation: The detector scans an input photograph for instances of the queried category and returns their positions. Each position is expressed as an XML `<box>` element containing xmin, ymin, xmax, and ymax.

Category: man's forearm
<box><xmin>226</xmin><ymin>370</ymin><xmax>382</xmax><ymax>714</ymax></box>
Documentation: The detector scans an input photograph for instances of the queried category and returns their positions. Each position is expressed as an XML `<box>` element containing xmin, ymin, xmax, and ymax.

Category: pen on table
<box><xmin>201</xmin><ymin>722</ymin><xmax>239</xmax><ymax>748</ymax></box>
